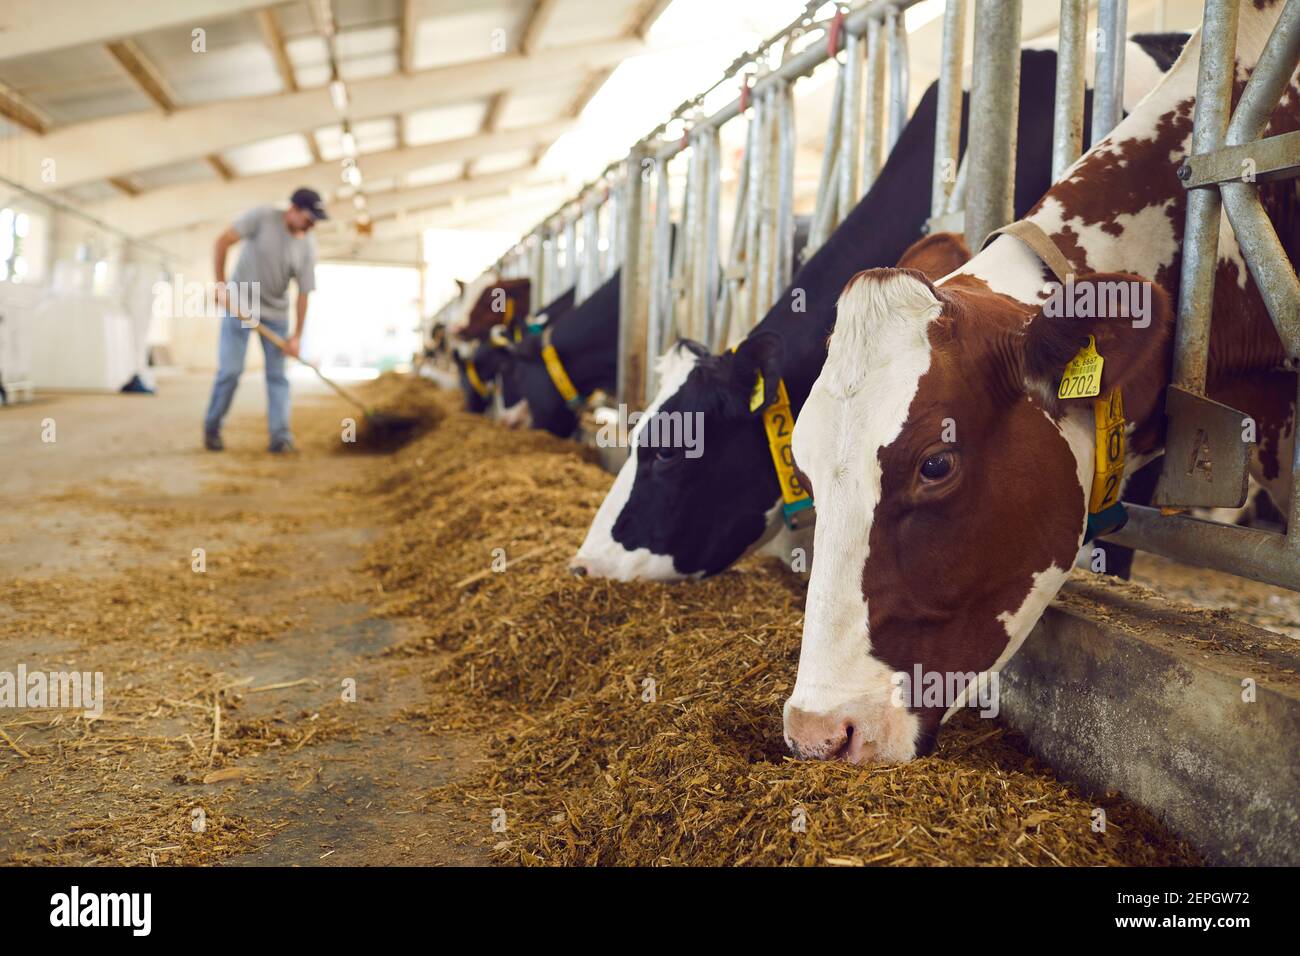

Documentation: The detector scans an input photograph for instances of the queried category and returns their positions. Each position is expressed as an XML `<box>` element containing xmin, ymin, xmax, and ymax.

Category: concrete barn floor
<box><xmin>2</xmin><ymin>368</ymin><xmax>1297</xmax><ymax>867</ymax></box>
<box><xmin>0</xmin><ymin>370</ymin><xmax>489</xmax><ymax>866</ymax></box>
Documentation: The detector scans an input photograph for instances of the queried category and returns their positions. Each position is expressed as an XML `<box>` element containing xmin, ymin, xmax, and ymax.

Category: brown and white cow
<box><xmin>449</xmin><ymin>275</ymin><xmax>532</xmax><ymax>345</ymax></box>
<box><xmin>784</xmin><ymin>1</ymin><xmax>1299</xmax><ymax>763</ymax></box>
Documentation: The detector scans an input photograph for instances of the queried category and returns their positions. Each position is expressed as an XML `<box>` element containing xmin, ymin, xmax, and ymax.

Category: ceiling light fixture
<box><xmin>329</xmin><ymin>78</ymin><xmax>349</xmax><ymax>112</ymax></box>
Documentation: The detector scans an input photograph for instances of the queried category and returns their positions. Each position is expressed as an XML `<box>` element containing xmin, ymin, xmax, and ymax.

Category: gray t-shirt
<box><xmin>229</xmin><ymin>205</ymin><xmax>317</xmax><ymax>322</ymax></box>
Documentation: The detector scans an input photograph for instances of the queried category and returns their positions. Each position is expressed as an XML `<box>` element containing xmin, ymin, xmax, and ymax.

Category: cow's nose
<box><xmin>568</xmin><ymin>558</ymin><xmax>589</xmax><ymax>578</ymax></box>
<box><xmin>783</xmin><ymin>704</ymin><xmax>856</xmax><ymax>762</ymax></box>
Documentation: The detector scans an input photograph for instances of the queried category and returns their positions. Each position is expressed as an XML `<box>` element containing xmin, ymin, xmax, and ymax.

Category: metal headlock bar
<box><xmin>609</xmin><ymin>0</ymin><xmax>937</xmax><ymax>403</ymax></box>
<box><xmin>435</xmin><ymin>1</ymin><xmax>937</xmax><ymax>401</ymax></box>
<box><xmin>426</xmin><ymin>0</ymin><xmax>1300</xmax><ymax>599</ymax></box>
<box><xmin>1091</xmin><ymin>0</ymin><xmax>1130</xmax><ymax>148</ymax></box>
<box><xmin>929</xmin><ymin>0</ymin><xmax>966</xmax><ymax>224</ymax></box>
<box><xmin>1051</xmin><ymin>0</ymin><xmax>1088</xmax><ymax>182</ymax></box>
<box><xmin>1105</xmin><ymin>0</ymin><xmax>1300</xmax><ymax>592</ymax></box>
<box><xmin>964</xmin><ymin>0</ymin><xmax>1021</xmax><ymax>251</ymax></box>
<box><xmin>886</xmin><ymin>6</ymin><xmax>910</xmax><ymax>151</ymax></box>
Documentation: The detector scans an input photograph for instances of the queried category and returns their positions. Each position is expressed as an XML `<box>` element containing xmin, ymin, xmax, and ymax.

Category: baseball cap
<box><xmin>290</xmin><ymin>187</ymin><xmax>329</xmax><ymax>221</ymax></box>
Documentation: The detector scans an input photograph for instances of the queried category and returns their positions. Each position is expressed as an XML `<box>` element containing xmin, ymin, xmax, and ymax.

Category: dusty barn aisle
<box><xmin>0</xmin><ymin>371</ymin><xmax>487</xmax><ymax>865</ymax></box>
<box><xmin>3</xmin><ymin>372</ymin><xmax>1212</xmax><ymax>866</ymax></box>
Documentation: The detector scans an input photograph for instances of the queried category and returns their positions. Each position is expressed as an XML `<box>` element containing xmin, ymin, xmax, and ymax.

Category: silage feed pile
<box><xmin>364</xmin><ymin>384</ymin><xmax>1199</xmax><ymax>866</ymax></box>
<box><xmin>330</xmin><ymin>370</ymin><xmax>447</xmax><ymax>453</ymax></box>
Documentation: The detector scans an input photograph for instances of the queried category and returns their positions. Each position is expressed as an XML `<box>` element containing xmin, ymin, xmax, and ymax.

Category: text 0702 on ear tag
<box><xmin>1059</xmin><ymin>335</ymin><xmax>1104</xmax><ymax>399</ymax></box>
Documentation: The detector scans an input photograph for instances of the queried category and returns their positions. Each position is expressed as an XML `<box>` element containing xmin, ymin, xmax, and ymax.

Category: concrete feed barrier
<box><xmin>584</xmin><ymin>431</ymin><xmax>1297</xmax><ymax>863</ymax></box>
<box><xmin>1002</xmin><ymin>577</ymin><xmax>1300</xmax><ymax>866</ymax></box>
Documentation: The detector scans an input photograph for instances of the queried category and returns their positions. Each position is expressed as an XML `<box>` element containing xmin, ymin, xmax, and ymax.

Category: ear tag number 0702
<box><xmin>1059</xmin><ymin>335</ymin><xmax>1104</xmax><ymax>399</ymax></box>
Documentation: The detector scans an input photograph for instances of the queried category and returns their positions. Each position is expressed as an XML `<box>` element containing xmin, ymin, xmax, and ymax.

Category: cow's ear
<box><xmin>731</xmin><ymin>332</ymin><xmax>784</xmax><ymax>415</ymax></box>
<box><xmin>895</xmin><ymin>231</ymin><xmax>972</xmax><ymax>281</ymax></box>
<box><xmin>1022</xmin><ymin>273</ymin><xmax>1174</xmax><ymax>421</ymax></box>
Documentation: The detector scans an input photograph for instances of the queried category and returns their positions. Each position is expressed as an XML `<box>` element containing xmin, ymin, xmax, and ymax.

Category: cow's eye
<box><xmin>653</xmin><ymin>446</ymin><xmax>682</xmax><ymax>467</ymax></box>
<box><xmin>919</xmin><ymin>452</ymin><xmax>953</xmax><ymax>481</ymax></box>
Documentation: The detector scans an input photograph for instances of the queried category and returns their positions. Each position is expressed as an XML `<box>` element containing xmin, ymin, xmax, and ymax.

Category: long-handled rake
<box><xmin>251</xmin><ymin>322</ymin><xmax>422</xmax><ymax>446</ymax></box>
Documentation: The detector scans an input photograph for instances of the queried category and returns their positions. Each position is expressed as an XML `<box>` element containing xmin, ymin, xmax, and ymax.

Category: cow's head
<box><xmin>784</xmin><ymin>267</ymin><xmax>1173</xmax><ymax>762</ymax></box>
<box><xmin>571</xmin><ymin>335</ymin><xmax>788</xmax><ymax>580</ymax></box>
<box><xmin>453</xmin><ymin>278</ymin><xmax>531</xmax><ymax>344</ymax></box>
<box><xmin>454</xmin><ymin>339</ymin><xmax>515</xmax><ymax>413</ymax></box>
<box><xmin>571</xmin><ymin>237</ymin><xmax>973</xmax><ymax>581</ymax></box>
<box><xmin>506</xmin><ymin>332</ymin><xmax>582</xmax><ymax>437</ymax></box>
<box><xmin>508</xmin><ymin>283</ymin><xmax>620</xmax><ymax>439</ymax></box>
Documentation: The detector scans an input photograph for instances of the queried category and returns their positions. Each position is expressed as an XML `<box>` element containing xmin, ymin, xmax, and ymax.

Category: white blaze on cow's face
<box><xmin>570</xmin><ymin>343</ymin><xmax>704</xmax><ymax>582</ymax></box>
<box><xmin>448</xmin><ymin>272</ymin><xmax>499</xmax><ymax>337</ymax></box>
<box><xmin>783</xmin><ymin>268</ymin><xmax>1106</xmax><ymax>763</ymax></box>
<box><xmin>784</xmin><ymin>270</ymin><xmax>940</xmax><ymax>763</ymax></box>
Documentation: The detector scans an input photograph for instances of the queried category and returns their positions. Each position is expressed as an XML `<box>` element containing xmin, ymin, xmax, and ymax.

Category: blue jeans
<box><xmin>203</xmin><ymin>314</ymin><xmax>291</xmax><ymax>442</ymax></box>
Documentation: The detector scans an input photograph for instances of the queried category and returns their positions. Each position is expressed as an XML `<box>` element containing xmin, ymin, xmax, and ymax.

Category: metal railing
<box><xmin>626</xmin><ymin>0</ymin><xmax>930</xmax><ymax>402</ymax></box>
<box><xmin>438</xmin><ymin>0</ymin><xmax>1150</xmax><ymax>386</ymax></box>
<box><xmin>438</xmin><ymin>0</ymin><xmax>1300</xmax><ymax>593</ymax></box>
<box><xmin>1107</xmin><ymin>0</ymin><xmax>1300</xmax><ymax>592</ymax></box>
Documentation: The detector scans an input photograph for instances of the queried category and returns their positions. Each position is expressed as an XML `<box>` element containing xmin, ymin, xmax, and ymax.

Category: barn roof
<box><xmin>0</xmin><ymin>0</ymin><xmax>671</xmax><ymax>260</ymax></box>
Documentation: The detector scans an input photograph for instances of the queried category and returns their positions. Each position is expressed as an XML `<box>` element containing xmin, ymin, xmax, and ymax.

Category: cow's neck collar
<box><xmin>1084</xmin><ymin>389</ymin><xmax>1128</xmax><ymax>542</ymax></box>
<box><xmin>982</xmin><ymin>220</ymin><xmax>1073</xmax><ymax>283</ymax></box>
<box><xmin>980</xmin><ymin>219</ymin><xmax>1129</xmax><ymax>542</ymax></box>
<box><xmin>730</xmin><ymin>346</ymin><xmax>814</xmax><ymax>529</ymax></box>
<box><xmin>540</xmin><ymin>326</ymin><xmax>585</xmax><ymax>410</ymax></box>
<box><xmin>464</xmin><ymin>359</ymin><xmax>493</xmax><ymax>398</ymax></box>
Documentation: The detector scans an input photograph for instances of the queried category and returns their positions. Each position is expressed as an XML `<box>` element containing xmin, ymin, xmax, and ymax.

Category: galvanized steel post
<box><xmin>839</xmin><ymin>29</ymin><xmax>864</xmax><ymax>218</ymax></box>
<box><xmin>646</xmin><ymin>154</ymin><xmax>674</xmax><ymax>401</ymax></box>
<box><xmin>930</xmin><ymin>0</ymin><xmax>966</xmax><ymax>220</ymax></box>
<box><xmin>862</xmin><ymin>16</ymin><xmax>887</xmax><ymax>193</ymax></box>
<box><xmin>1090</xmin><ymin>0</ymin><xmax>1130</xmax><ymax>146</ymax></box>
<box><xmin>1051</xmin><ymin>0</ymin><xmax>1088</xmax><ymax>181</ymax></box>
<box><xmin>1169</xmin><ymin>0</ymin><xmax>1239</xmax><ymax>397</ymax></box>
<box><xmin>886</xmin><ymin>5</ymin><xmax>910</xmax><ymax>151</ymax></box>
<box><xmin>963</xmin><ymin>0</ymin><xmax>1022</xmax><ymax>252</ymax></box>
<box><xmin>618</xmin><ymin>150</ymin><xmax>652</xmax><ymax>409</ymax></box>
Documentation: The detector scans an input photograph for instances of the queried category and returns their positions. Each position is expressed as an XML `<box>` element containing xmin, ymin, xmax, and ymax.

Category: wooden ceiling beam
<box><xmin>400</xmin><ymin>0</ymin><xmax>418</xmax><ymax>74</ymax></box>
<box><xmin>519</xmin><ymin>0</ymin><xmax>560</xmax><ymax>56</ymax></box>
<box><xmin>207</xmin><ymin>155</ymin><xmax>235</xmax><ymax>181</ymax></box>
<box><xmin>629</xmin><ymin>0</ymin><xmax>673</xmax><ymax>39</ymax></box>
<box><xmin>0</xmin><ymin>81</ymin><xmax>52</xmax><ymax>134</ymax></box>
<box><xmin>256</xmin><ymin>8</ymin><xmax>299</xmax><ymax>93</ymax></box>
<box><xmin>105</xmin><ymin>38</ymin><xmax>179</xmax><ymax>113</ymax></box>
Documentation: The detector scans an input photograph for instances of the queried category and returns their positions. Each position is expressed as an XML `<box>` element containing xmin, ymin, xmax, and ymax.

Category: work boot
<box><xmin>268</xmin><ymin>435</ymin><xmax>296</xmax><ymax>454</ymax></box>
<box><xmin>204</xmin><ymin>429</ymin><xmax>224</xmax><ymax>451</ymax></box>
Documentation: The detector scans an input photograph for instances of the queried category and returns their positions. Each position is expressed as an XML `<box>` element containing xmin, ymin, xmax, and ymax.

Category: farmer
<box><xmin>203</xmin><ymin>187</ymin><xmax>325</xmax><ymax>453</ymax></box>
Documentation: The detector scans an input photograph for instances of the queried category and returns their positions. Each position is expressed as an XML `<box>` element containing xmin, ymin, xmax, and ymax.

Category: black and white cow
<box><xmin>455</xmin><ymin>285</ymin><xmax>578</xmax><ymax>415</ymax></box>
<box><xmin>504</xmin><ymin>270</ymin><xmax>622</xmax><ymax>436</ymax></box>
<box><xmin>504</xmin><ymin>218</ymin><xmax>812</xmax><ymax>436</ymax></box>
<box><xmin>454</xmin><ymin>339</ymin><xmax>518</xmax><ymax>414</ymax></box>
<box><xmin>571</xmin><ymin>35</ymin><xmax>1189</xmax><ymax>581</ymax></box>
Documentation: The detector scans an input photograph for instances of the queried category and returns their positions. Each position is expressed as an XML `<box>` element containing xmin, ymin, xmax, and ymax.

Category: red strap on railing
<box><xmin>739</xmin><ymin>75</ymin><xmax>751</xmax><ymax>112</ymax></box>
<box><xmin>827</xmin><ymin>7</ymin><xmax>845</xmax><ymax>57</ymax></box>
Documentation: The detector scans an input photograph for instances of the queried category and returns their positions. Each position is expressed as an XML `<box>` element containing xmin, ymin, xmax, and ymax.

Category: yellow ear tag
<box><xmin>1058</xmin><ymin>335</ymin><xmax>1104</xmax><ymax>400</ymax></box>
<box><xmin>749</xmin><ymin>371</ymin><xmax>766</xmax><ymax>413</ymax></box>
